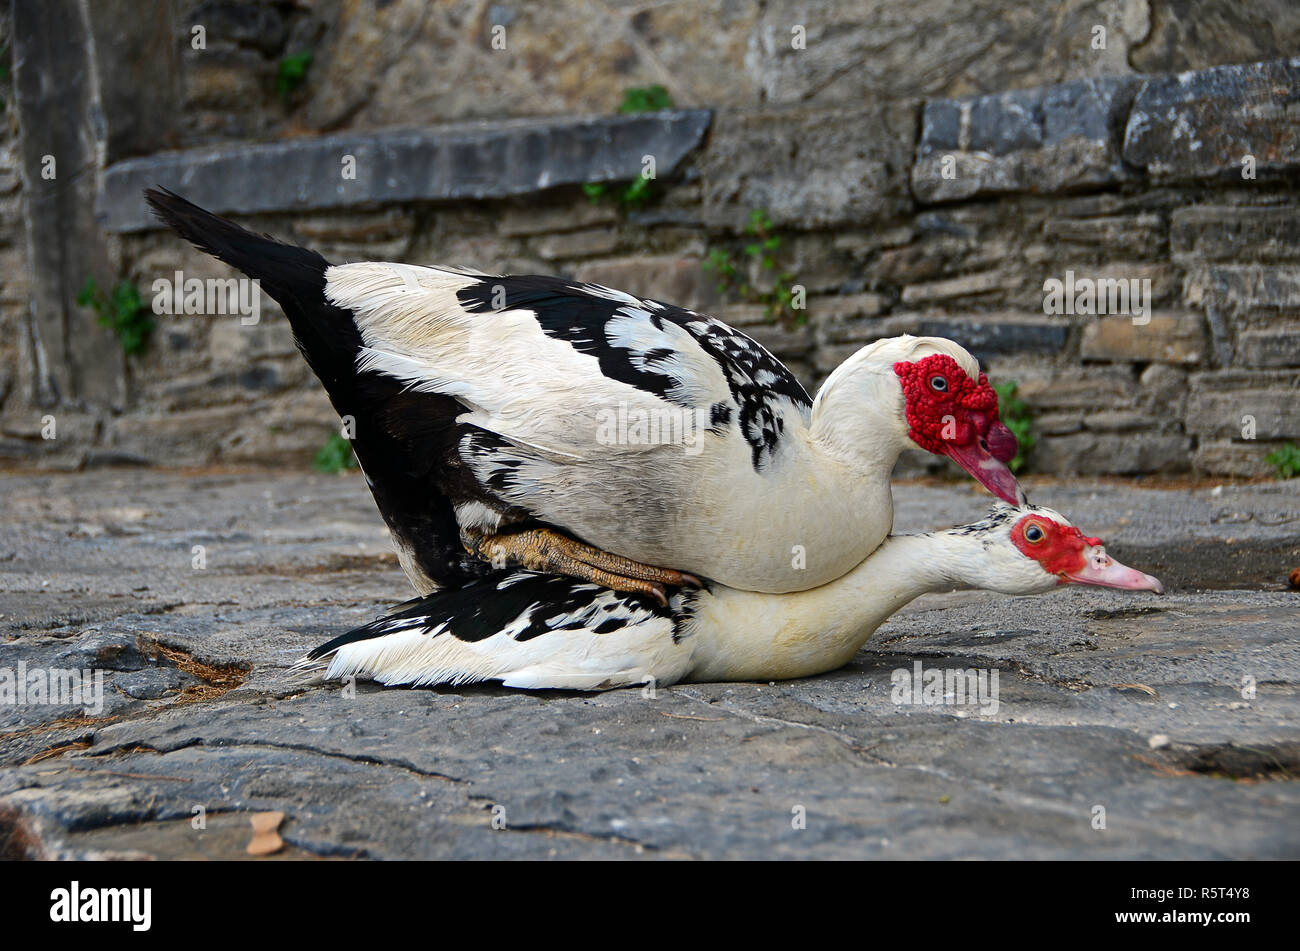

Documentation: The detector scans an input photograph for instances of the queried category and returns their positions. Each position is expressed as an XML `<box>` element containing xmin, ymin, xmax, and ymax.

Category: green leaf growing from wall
<box><xmin>618</xmin><ymin>84</ymin><xmax>673</xmax><ymax>113</ymax></box>
<box><xmin>78</xmin><ymin>277</ymin><xmax>154</xmax><ymax>356</ymax></box>
<box><xmin>704</xmin><ymin>208</ymin><xmax>804</xmax><ymax>325</ymax></box>
<box><xmin>313</xmin><ymin>432</ymin><xmax>358</xmax><ymax>473</ymax></box>
<box><xmin>992</xmin><ymin>380</ymin><xmax>1034</xmax><ymax>473</ymax></box>
<box><xmin>277</xmin><ymin>50</ymin><xmax>313</xmax><ymax>99</ymax></box>
<box><xmin>579</xmin><ymin>87</ymin><xmax>677</xmax><ymax>210</ymax></box>
<box><xmin>1266</xmin><ymin>442</ymin><xmax>1300</xmax><ymax>480</ymax></box>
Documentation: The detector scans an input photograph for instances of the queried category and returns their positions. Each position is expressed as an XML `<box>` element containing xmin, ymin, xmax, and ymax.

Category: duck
<box><xmin>145</xmin><ymin>187</ymin><xmax>1023</xmax><ymax>601</ymax></box>
<box><xmin>301</xmin><ymin>503</ymin><xmax>1163</xmax><ymax>691</ymax></box>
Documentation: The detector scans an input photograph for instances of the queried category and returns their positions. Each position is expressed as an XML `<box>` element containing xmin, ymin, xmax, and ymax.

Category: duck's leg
<box><xmin>462</xmin><ymin>526</ymin><xmax>701</xmax><ymax>606</ymax></box>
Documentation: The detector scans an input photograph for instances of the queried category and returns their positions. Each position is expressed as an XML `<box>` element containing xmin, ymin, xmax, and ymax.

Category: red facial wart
<box><xmin>1010</xmin><ymin>515</ymin><xmax>1164</xmax><ymax>593</ymax></box>
<box><xmin>895</xmin><ymin>353</ymin><xmax>1024</xmax><ymax>505</ymax></box>
<box><xmin>893</xmin><ymin>353</ymin><xmax>1001</xmax><ymax>454</ymax></box>
<box><xmin>1010</xmin><ymin>516</ymin><xmax>1101</xmax><ymax>578</ymax></box>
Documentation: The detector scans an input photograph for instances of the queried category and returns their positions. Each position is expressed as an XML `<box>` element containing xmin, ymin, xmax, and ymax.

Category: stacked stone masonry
<box><xmin>2</xmin><ymin>1</ymin><xmax>1299</xmax><ymax>477</ymax></box>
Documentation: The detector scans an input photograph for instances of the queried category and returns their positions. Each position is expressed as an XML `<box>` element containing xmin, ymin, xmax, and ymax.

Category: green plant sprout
<box><xmin>277</xmin><ymin>50</ymin><xmax>313</xmax><ymax>99</ymax></box>
<box><xmin>581</xmin><ymin>87</ymin><xmax>676</xmax><ymax>209</ymax></box>
<box><xmin>1266</xmin><ymin>442</ymin><xmax>1300</xmax><ymax>479</ymax></box>
<box><xmin>704</xmin><ymin>209</ymin><xmax>802</xmax><ymax>323</ymax></box>
<box><xmin>313</xmin><ymin>432</ymin><xmax>358</xmax><ymax>473</ymax></box>
<box><xmin>77</xmin><ymin>277</ymin><xmax>154</xmax><ymax>355</ymax></box>
<box><xmin>618</xmin><ymin>84</ymin><xmax>673</xmax><ymax>113</ymax></box>
<box><xmin>991</xmin><ymin>380</ymin><xmax>1034</xmax><ymax>474</ymax></box>
<box><xmin>583</xmin><ymin>175</ymin><xmax>656</xmax><ymax>209</ymax></box>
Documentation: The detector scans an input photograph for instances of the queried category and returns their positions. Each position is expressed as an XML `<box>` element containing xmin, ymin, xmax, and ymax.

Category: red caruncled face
<box><xmin>894</xmin><ymin>353</ymin><xmax>1022</xmax><ymax>504</ymax></box>
<box><xmin>1007</xmin><ymin>514</ymin><xmax>1163</xmax><ymax>592</ymax></box>
<box><xmin>1009</xmin><ymin>515</ymin><xmax>1101</xmax><ymax>580</ymax></box>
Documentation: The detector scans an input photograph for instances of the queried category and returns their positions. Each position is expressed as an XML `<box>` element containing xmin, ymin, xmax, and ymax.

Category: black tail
<box><xmin>143</xmin><ymin>187</ymin><xmax>362</xmax><ymax>393</ymax></box>
<box><xmin>145</xmin><ymin>187</ymin><xmax>491</xmax><ymax>592</ymax></box>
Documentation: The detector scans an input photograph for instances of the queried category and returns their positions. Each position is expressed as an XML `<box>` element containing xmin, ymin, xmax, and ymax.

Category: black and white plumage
<box><xmin>145</xmin><ymin>188</ymin><xmax>1021</xmax><ymax>596</ymax></box>
<box><xmin>308</xmin><ymin>572</ymin><xmax>695</xmax><ymax>690</ymax></box>
<box><xmin>451</xmin><ymin>275</ymin><xmax>811</xmax><ymax>470</ymax></box>
<box><xmin>325</xmin><ymin>259</ymin><xmax>861</xmax><ymax>594</ymax></box>
<box><xmin>303</xmin><ymin>504</ymin><xmax>1163</xmax><ymax>691</ymax></box>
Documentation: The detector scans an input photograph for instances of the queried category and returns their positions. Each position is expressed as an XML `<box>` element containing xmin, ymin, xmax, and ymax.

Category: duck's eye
<box><xmin>1024</xmin><ymin>524</ymin><xmax>1045</xmax><ymax>543</ymax></box>
<box><xmin>929</xmin><ymin>375</ymin><xmax>948</xmax><ymax>392</ymax></box>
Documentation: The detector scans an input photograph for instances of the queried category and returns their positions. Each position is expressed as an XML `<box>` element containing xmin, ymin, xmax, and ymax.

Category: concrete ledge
<box><xmin>98</xmin><ymin>110</ymin><xmax>713</xmax><ymax>232</ymax></box>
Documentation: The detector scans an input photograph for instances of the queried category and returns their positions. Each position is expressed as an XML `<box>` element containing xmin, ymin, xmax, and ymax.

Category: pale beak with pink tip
<box><xmin>1066</xmin><ymin>544</ymin><xmax>1165</xmax><ymax>594</ymax></box>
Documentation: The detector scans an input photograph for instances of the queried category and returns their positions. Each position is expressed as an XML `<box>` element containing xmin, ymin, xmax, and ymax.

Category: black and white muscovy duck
<box><xmin>301</xmin><ymin>504</ymin><xmax>1163</xmax><ymax>691</ymax></box>
<box><xmin>146</xmin><ymin>188</ymin><xmax>1022</xmax><ymax>599</ymax></box>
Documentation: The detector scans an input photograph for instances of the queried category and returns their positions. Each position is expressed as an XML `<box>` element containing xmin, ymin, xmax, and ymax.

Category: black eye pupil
<box><xmin>1027</xmin><ymin>527</ymin><xmax>1042</xmax><ymax>541</ymax></box>
<box><xmin>931</xmin><ymin>376</ymin><xmax>947</xmax><ymax>391</ymax></box>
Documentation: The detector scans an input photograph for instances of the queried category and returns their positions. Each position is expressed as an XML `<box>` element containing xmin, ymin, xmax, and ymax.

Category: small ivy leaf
<box><xmin>618</xmin><ymin>84</ymin><xmax>673</xmax><ymax>113</ymax></box>
<box><xmin>277</xmin><ymin>50</ymin><xmax>313</xmax><ymax>98</ymax></box>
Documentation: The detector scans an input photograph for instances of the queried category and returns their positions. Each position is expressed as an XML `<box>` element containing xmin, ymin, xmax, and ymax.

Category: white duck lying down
<box><xmin>302</xmin><ymin>504</ymin><xmax>1163</xmax><ymax>691</ymax></box>
<box><xmin>145</xmin><ymin>188</ymin><xmax>1023</xmax><ymax>601</ymax></box>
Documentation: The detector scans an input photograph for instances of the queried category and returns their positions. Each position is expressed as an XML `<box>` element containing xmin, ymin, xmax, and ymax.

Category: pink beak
<box><xmin>943</xmin><ymin>439</ymin><xmax>1026</xmax><ymax>506</ymax></box>
<box><xmin>1064</xmin><ymin>545</ymin><xmax>1164</xmax><ymax>593</ymax></box>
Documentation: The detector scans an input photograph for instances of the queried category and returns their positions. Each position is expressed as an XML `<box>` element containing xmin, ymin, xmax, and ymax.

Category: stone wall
<box><xmin>2</xmin><ymin>0</ymin><xmax>1299</xmax><ymax>476</ymax></box>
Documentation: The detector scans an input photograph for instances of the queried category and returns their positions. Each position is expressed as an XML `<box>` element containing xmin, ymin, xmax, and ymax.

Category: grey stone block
<box><xmin>699</xmin><ymin>104</ymin><xmax>917</xmax><ymax>230</ymax></box>
<box><xmin>1014</xmin><ymin>366</ymin><xmax>1140</xmax><ymax>412</ymax></box>
<box><xmin>1184</xmin><ymin>264</ymin><xmax>1300</xmax><ymax>322</ymax></box>
<box><xmin>99</xmin><ymin>111</ymin><xmax>713</xmax><ymax>232</ymax></box>
<box><xmin>913</xmin><ymin>318</ymin><xmax>1068</xmax><ymax>356</ymax></box>
<box><xmin>1171</xmin><ymin>204</ymin><xmax>1300</xmax><ymax>264</ymax></box>
<box><xmin>1236</xmin><ymin>328</ymin><xmax>1300</xmax><ymax>368</ymax></box>
<box><xmin>913</xmin><ymin>77</ymin><xmax>1141</xmax><ymax>203</ymax></box>
<box><xmin>1186</xmin><ymin>370</ymin><xmax>1300</xmax><ymax>440</ymax></box>
<box><xmin>1123</xmin><ymin>58</ymin><xmax>1300</xmax><ymax>181</ymax></box>
<box><xmin>1193</xmin><ymin>439</ymin><xmax>1285</xmax><ymax>478</ymax></box>
<box><xmin>1030</xmin><ymin>431</ymin><xmax>1193</xmax><ymax>475</ymax></box>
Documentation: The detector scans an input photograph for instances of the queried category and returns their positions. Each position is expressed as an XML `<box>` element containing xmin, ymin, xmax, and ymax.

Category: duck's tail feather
<box><xmin>143</xmin><ymin>186</ymin><xmax>361</xmax><ymax>389</ymax></box>
<box><xmin>144</xmin><ymin>186</ymin><xmax>491</xmax><ymax>591</ymax></box>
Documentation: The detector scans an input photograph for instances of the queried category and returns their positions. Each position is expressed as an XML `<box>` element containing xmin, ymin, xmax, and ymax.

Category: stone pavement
<box><xmin>0</xmin><ymin>469</ymin><xmax>1296</xmax><ymax>859</ymax></box>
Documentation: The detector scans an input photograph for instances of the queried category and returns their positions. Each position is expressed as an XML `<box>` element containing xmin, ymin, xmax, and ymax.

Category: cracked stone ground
<box><xmin>0</xmin><ymin>469</ymin><xmax>1297</xmax><ymax>859</ymax></box>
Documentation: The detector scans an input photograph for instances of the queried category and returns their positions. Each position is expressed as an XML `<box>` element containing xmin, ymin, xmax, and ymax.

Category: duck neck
<box><xmin>690</xmin><ymin>531</ymin><xmax>989</xmax><ymax>682</ymax></box>
<box><xmin>808</xmin><ymin>359</ymin><xmax>913</xmax><ymax>469</ymax></box>
<box><xmin>819</xmin><ymin>530</ymin><xmax>985</xmax><ymax>619</ymax></box>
